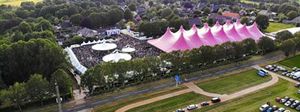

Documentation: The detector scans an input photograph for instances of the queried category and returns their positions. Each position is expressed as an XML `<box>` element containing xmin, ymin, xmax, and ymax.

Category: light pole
<box><xmin>55</xmin><ymin>81</ymin><xmax>63</xmax><ymax>112</ymax></box>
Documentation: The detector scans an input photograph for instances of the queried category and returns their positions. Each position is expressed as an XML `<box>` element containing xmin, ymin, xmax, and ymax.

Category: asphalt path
<box><xmin>65</xmin><ymin>53</ymin><xmax>285</xmax><ymax>112</ymax></box>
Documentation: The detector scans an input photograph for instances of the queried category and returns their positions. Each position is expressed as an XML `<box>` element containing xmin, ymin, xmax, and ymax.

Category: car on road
<box><xmin>186</xmin><ymin>104</ymin><xmax>198</xmax><ymax>110</ymax></box>
<box><xmin>211</xmin><ymin>97</ymin><xmax>221</xmax><ymax>103</ymax></box>
<box><xmin>200</xmin><ymin>101</ymin><xmax>210</xmax><ymax>106</ymax></box>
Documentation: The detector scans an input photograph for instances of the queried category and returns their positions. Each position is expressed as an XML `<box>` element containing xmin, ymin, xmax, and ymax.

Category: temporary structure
<box><xmin>148</xmin><ymin>20</ymin><xmax>264</xmax><ymax>53</ymax></box>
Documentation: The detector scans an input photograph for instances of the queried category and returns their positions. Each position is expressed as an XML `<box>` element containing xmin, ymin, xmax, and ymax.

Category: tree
<box><xmin>80</xmin><ymin>17</ymin><xmax>92</xmax><ymax>28</ymax></box>
<box><xmin>258</xmin><ymin>36</ymin><xmax>276</xmax><ymax>54</ymax></box>
<box><xmin>50</xmin><ymin>69</ymin><xmax>72</xmax><ymax>95</ymax></box>
<box><xmin>128</xmin><ymin>3</ymin><xmax>136</xmax><ymax>11</ymax></box>
<box><xmin>240</xmin><ymin>17</ymin><xmax>249</xmax><ymax>25</ymax></box>
<box><xmin>124</xmin><ymin>9</ymin><xmax>133</xmax><ymax>21</ymax></box>
<box><xmin>1</xmin><ymin>82</ymin><xmax>27</xmax><ymax>112</ymax></box>
<box><xmin>160</xmin><ymin>8</ymin><xmax>173</xmax><ymax>19</ymax></box>
<box><xmin>276</xmin><ymin>30</ymin><xmax>294</xmax><ymax>41</ymax></box>
<box><xmin>0</xmin><ymin>39</ymin><xmax>68</xmax><ymax>86</ymax></box>
<box><xmin>255</xmin><ymin>15</ymin><xmax>269</xmax><ymax>30</ymax></box>
<box><xmin>35</xmin><ymin>19</ymin><xmax>53</xmax><ymax>31</ymax></box>
<box><xmin>70</xmin><ymin>14</ymin><xmax>83</xmax><ymax>26</ymax></box>
<box><xmin>108</xmin><ymin>8</ymin><xmax>124</xmax><ymax>26</ymax></box>
<box><xmin>241</xmin><ymin>38</ymin><xmax>257</xmax><ymax>54</ymax></box>
<box><xmin>18</xmin><ymin>21</ymin><xmax>32</xmax><ymax>34</ymax></box>
<box><xmin>203</xmin><ymin>7</ymin><xmax>211</xmax><ymax>15</ymax></box>
<box><xmin>287</xmin><ymin>11</ymin><xmax>298</xmax><ymax>20</ymax></box>
<box><xmin>280</xmin><ymin>39</ymin><xmax>296</xmax><ymax>56</ymax></box>
<box><xmin>26</xmin><ymin>74</ymin><xmax>50</xmax><ymax>106</ymax></box>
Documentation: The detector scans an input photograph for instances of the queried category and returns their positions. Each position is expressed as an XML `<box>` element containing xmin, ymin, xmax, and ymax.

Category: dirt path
<box><xmin>115</xmin><ymin>89</ymin><xmax>192</xmax><ymax>112</ymax></box>
<box><xmin>183</xmin><ymin>82</ymin><xmax>226</xmax><ymax>97</ymax></box>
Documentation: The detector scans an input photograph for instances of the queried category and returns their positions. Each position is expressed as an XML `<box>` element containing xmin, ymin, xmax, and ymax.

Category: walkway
<box><xmin>115</xmin><ymin>65</ymin><xmax>279</xmax><ymax>112</ymax></box>
<box><xmin>115</xmin><ymin>89</ymin><xmax>192</xmax><ymax>112</ymax></box>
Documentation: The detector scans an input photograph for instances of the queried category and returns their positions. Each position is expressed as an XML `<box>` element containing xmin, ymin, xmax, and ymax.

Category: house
<box><xmin>283</xmin><ymin>16</ymin><xmax>300</xmax><ymax>26</ymax></box>
<box><xmin>77</xmin><ymin>28</ymin><xmax>98</xmax><ymax>37</ymax></box>
<box><xmin>209</xmin><ymin>13</ymin><xmax>227</xmax><ymax>24</ymax></box>
<box><xmin>222</xmin><ymin>12</ymin><xmax>240</xmax><ymax>21</ymax></box>
<box><xmin>258</xmin><ymin>10</ymin><xmax>277</xmax><ymax>19</ymax></box>
<box><xmin>188</xmin><ymin>17</ymin><xmax>202</xmax><ymax>26</ymax></box>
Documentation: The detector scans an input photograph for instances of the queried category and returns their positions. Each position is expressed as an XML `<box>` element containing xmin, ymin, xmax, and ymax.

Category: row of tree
<box><xmin>0</xmin><ymin>69</ymin><xmax>72</xmax><ymax>111</ymax></box>
<box><xmin>81</xmin><ymin>37</ymin><xmax>277</xmax><ymax>95</ymax></box>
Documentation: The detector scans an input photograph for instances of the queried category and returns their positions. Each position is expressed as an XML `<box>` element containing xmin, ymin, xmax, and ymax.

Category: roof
<box><xmin>148</xmin><ymin>21</ymin><xmax>264</xmax><ymax>53</ymax></box>
<box><xmin>188</xmin><ymin>17</ymin><xmax>201</xmax><ymax>26</ymax></box>
<box><xmin>258</xmin><ymin>10</ymin><xmax>271</xmax><ymax>16</ymax></box>
<box><xmin>290</xmin><ymin>16</ymin><xmax>300</xmax><ymax>23</ymax></box>
<box><xmin>222</xmin><ymin>12</ymin><xmax>240</xmax><ymax>19</ymax></box>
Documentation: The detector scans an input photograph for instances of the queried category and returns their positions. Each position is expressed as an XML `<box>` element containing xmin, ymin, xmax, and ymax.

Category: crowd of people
<box><xmin>72</xmin><ymin>34</ymin><xmax>162</xmax><ymax>68</ymax></box>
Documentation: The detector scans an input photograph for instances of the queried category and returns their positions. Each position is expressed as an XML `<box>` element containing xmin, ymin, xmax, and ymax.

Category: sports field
<box><xmin>196</xmin><ymin>69</ymin><xmax>271</xmax><ymax>94</ymax></box>
<box><xmin>127</xmin><ymin>92</ymin><xmax>209</xmax><ymax>112</ymax></box>
<box><xmin>196</xmin><ymin>79</ymin><xmax>300</xmax><ymax>112</ymax></box>
<box><xmin>279</xmin><ymin>55</ymin><xmax>300</xmax><ymax>68</ymax></box>
<box><xmin>266</xmin><ymin>22</ymin><xmax>295</xmax><ymax>33</ymax></box>
<box><xmin>0</xmin><ymin>0</ymin><xmax>41</xmax><ymax>6</ymax></box>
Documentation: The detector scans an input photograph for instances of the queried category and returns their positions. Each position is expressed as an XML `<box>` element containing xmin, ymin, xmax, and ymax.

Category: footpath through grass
<box><xmin>0</xmin><ymin>0</ymin><xmax>41</xmax><ymax>6</ymax></box>
<box><xmin>127</xmin><ymin>92</ymin><xmax>209</xmax><ymax>112</ymax></box>
<box><xmin>196</xmin><ymin>69</ymin><xmax>272</xmax><ymax>94</ymax></box>
<box><xmin>266</xmin><ymin>22</ymin><xmax>295</xmax><ymax>33</ymax></box>
<box><xmin>279</xmin><ymin>55</ymin><xmax>300</xmax><ymax>68</ymax></box>
<box><xmin>94</xmin><ymin>86</ymin><xmax>186</xmax><ymax>112</ymax></box>
<box><xmin>196</xmin><ymin>79</ymin><xmax>299</xmax><ymax>112</ymax></box>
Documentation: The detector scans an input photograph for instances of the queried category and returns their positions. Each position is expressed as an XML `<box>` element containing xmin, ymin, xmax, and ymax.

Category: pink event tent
<box><xmin>148</xmin><ymin>20</ymin><xmax>264</xmax><ymax>53</ymax></box>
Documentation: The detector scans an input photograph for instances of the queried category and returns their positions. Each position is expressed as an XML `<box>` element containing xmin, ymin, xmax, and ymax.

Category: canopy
<box><xmin>102</xmin><ymin>50</ymin><xmax>132</xmax><ymax>62</ymax></box>
<box><xmin>91</xmin><ymin>42</ymin><xmax>117</xmax><ymax>51</ymax></box>
<box><xmin>148</xmin><ymin>20</ymin><xmax>264</xmax><ymax>52</ymax></box>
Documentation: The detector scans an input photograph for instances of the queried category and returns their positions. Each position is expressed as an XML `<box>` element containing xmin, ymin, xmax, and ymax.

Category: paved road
<box><xmin>64</xmin><ymin>53</ymin><xmax>285</xmax><ymax>112</ymax></box>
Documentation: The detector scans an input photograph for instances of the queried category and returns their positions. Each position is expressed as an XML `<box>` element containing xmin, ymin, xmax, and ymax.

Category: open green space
<box><xmin>196</xmin><ymin>79</ymin><xmax>300</xmax><ymax>112</ymax></box>
<box><xmin>93</xmin><ymin>86</ymin><xmax>186</xmax><ymax>112</ymax></box>
<box><xmin>0</xmin><ymin>0</ymin><xmax>41</xmax><ymax>6</ymax></box>
<box><xmin>266</xmin><ymin>22</ymin><xmax>295</xmax><ymax>33</ymax></box>
<box><xmin>127</xmin><ymin>92</ymin><xmax>209</xmax><ymax>112</ymax></box>
<box><xmin>279</xmin><ymin>55</ymin><xmax>300</xmax><ymax>68</ymax></box>
<box><xmin>196</xmin><ymin>69</ymin><xmax>271</xmax><ymax>94</ymax></box>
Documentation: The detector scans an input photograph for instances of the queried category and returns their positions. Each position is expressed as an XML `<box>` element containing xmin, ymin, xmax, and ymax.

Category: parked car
<box><xmin>186</xmin><ymin>104</ymin><xmax>198</xmax><ymax>110</ymax></box>
<box><xmin>211</xmin><ymin>97</ymin><xmax>221</xmax><ymax>103</ymax></box>
<box><xmin>260</xmin><ymin>104</ymin><xmax>270</xmax><ymax>111</ymax></box>
<box><xmin>175</xmin><ymin>109</ymin><xmax>185</xmax><ymax>112</ymax></box>
<box><xmin>275</xmin><ymin>97</ymin><xmax>281</xmax><ymax>102</ymax></box>
<box><xmin>291</xmin><ymin>100</ymin><xmax>300</xmax><ymax>108</ymax></box>
<box><xmin>296</xmin><ymin>105</ymin><xmax>300</xmax><ymax>110</ymax></box>
<box><xmin>200</xmin><ymin>101</ymin><xmax>209</xmax><ymax>106</ymax></box>
<box><xmin>272</xmin><ymin>105</ymin><xmax>279</xmax><ymax>110</ymax></box>
<box><xmin>295</xmin><ymin>83</ymin><xmax>300</xmax><ymax>88</ymax></box>
<box><xmin>280</xmin><ymin>96</ymin><xmax>290</xmax><ymax>103</ymax></box>
<box><xmin>284</xmin><ymin>101</ymin><xmax>292</xmax><ymax>107</ymax></box>
<box><xmin>276</xmin><ymin>107</ymin><xmax>285</xmax><ymax>112</ymax></box>
<box><xmin>297</xmin><ymin>90</ymin><xmax>300</xmax><ymax>94</ymax></box>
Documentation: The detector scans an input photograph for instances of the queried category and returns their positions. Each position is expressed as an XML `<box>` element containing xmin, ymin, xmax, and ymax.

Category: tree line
<box><xmin>81</xmin><ymin>36</ymin><xmax>282</xmax><ymax>95</ymax></box>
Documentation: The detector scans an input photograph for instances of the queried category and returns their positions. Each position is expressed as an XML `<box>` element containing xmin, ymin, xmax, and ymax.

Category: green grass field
<box><xmin>196</xmin><ymin>69</ymin><xmax>271</xmax><ymax>94</ymax></box>
<box><xmin>266</xmin><ymin>22</ymin><xmax>295</xmax><ymax>33</ymax></box>
<box><xmin>127</xmin><ymin>92</ymin><xmax>209</xmax><ymax>112</ymax></box>
<box><xmin>196</xmin><ymin>79</ymin><xmax>300</xmax><ymax>112</ymax></box>
<box><xmin>279</xmin><ymin>55</ymin><xmax>300</xmax><ymax>68</ymax></box>
<box><xmin>0</xmin><ymin>0</ymin><xmax>41</xmax><ymax>6</ymax></box>
<box><xmin>94</xmin><ymin>86</ymin><xmax>186</xmax><ymax>112</ymax></box>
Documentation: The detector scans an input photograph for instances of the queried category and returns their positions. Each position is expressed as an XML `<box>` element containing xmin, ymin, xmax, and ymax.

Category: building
<box><xmin>77</xmin><ymin>28</ymin><xmax>98</xmax><ymax>37</ymax></box>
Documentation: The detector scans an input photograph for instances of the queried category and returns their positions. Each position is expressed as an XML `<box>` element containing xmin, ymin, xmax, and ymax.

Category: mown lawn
<box><xmin>266</xmin><ymin>22</ymin><xmax>295</xmax><ymax>33</ymax></box>
<box><xmin>196</xmin><ymin>79</ymin><xmax>300</xmax><ymax>112</ymax></box>
<box><xmin>127</xmin><ymin>92</ymin><xmax>209</xmax><ymax>112</ymax></box>
<box><xmin>93</xmin><ymin>86</ymin><xmax>187</xmax><ymax>112</ymax></box>
<box><xmin>279</xmin><ymin>55</ymin><xmax>300</xmax><ymax>68</ymax></box>
<box><xmin>0</xmin><ymin>0</ymin><xmax>41</xmax><ymax>6</ymax></box>
<box><xmin>196</xmin><ymin>69</ymin><xmax>271</xmax><ymax>94</ymax></box>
